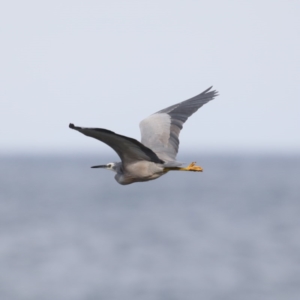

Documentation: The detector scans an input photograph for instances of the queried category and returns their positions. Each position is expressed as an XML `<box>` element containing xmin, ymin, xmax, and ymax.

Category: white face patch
<box><xmin>106</xmin><ymin>163</ymin><xmax>115</xmax><ymax>171</ymax></box>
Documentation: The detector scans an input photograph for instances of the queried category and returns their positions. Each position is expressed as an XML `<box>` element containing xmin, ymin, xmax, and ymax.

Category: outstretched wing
<box><xmin>69</xmin><ymin>124</ymin><xmax>164</xmax><ymax>165</ymax></box>
<box><xmin>139</xmin><ymin>86</ymin><xmax>218</xmax><ymax>161</ymax></box>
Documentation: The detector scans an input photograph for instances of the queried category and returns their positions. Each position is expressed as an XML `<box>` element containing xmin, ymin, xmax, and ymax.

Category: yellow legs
<box><xmin>183</xmin><ymin>162</ymin><xmax>203</xmax><ymax>172</ymax></box>
<box><xmin>164</xmin><ymin>162</ymin><xmax>203</xmax><ymax>173</ymax></box>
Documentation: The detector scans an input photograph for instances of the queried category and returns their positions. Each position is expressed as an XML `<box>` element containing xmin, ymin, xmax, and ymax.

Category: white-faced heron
<box><xmin>69</xmin><ymin>86</ymin><xmax>218</xmax><ymax>185</ymax></box>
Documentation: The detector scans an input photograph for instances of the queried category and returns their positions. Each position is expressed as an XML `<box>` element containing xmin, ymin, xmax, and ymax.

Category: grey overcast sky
<box><xmin>1</xmin><ymin>1</ymin><xmax>299</xmax><ymax>155</ymax></box>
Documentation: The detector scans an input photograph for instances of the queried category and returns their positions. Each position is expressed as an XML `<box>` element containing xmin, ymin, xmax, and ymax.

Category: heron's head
<box><xmin>91</xmin><ymin>162</ymin><xmax>117</xmax><ymax>172</ymax></box>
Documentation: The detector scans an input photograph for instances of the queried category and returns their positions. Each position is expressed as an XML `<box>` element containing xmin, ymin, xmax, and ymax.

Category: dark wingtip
<box><xmin>69</xmin><ymin>123</ymin><xmax>75</xmax><ymax>129</ymax></box>
<box><xmin>202</xmin><ymin>86</ymin><xmax>219</xmax><ymax>99</ymax></box>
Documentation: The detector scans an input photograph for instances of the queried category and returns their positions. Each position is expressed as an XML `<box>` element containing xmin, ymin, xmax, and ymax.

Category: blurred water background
<box><xmin>0</xmin><ymin>154</ymin><xmax>299</xmax><ymax>300</ymax></box>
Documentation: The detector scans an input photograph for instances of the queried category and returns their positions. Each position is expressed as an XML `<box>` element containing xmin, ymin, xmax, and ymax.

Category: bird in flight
<box><xmin>69</xmin><ymin>86</ymin><xmax>218</xmax><ymax>185</ymax></box>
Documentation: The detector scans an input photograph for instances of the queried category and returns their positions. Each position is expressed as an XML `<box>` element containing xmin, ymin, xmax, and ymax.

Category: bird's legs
<box><xmin>164</xmin><ymin>162</ymin><xmax>203</xmax><ymax>173</ymax></box>
<box><xmin>183</xmin><ymin>162</ymin><xmax>203</xmax><ymax>172</ymax></box>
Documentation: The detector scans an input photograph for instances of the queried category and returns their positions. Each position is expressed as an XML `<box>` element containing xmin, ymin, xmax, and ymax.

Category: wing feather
<box><xmin>69</xmin><ymin>124</ymin><xmax>164</xmax><ymax>165</ymax></box>
<box><xmin>139</xmin><ymin>87</ymin><xmax>218</xmax><ymax>161</ymax></box>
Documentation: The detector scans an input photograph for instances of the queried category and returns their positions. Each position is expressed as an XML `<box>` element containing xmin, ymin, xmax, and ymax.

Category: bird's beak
<box><xmin>91</xmin><ymin>164</ymin><xmax>107</xmax><ymax>168</ymax></box>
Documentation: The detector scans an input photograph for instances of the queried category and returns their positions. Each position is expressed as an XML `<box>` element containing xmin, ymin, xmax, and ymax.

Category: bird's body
<box><xmin>114</xmin><ymin>161</ymin><xmax>164</xmax><ymax>185</ymax></box>
<box><xmin>69</xmin><ymin>86</ymin><xmax>218</xmax><ymax>185</ymax></box>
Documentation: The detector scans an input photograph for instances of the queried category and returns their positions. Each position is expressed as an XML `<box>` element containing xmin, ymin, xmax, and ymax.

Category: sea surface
<box><xmin>0</xmin><ymin>154</ymin><xmax>299</xmax><ymax>300</ymax></box>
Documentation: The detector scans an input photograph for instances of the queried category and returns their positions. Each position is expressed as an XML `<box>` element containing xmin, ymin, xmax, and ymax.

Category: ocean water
<box><xmin>0</xmin><ymin>154</ymin><xmax>299</xmax><ymax>300</ymax></box>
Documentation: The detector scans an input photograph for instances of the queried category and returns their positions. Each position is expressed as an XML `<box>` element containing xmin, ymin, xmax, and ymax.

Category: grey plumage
<box><xmin>69</xmin><ymin>86</ymin><xmax>218</xmax><ymax>185</ymax></box>
<box><xmin>140</xmin><ymin>86</ymin><xmax>218</xmax><ymax>161</ymax></box>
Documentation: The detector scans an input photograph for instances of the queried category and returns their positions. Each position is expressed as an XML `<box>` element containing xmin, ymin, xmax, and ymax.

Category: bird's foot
<box><xmin>185</xmin><ymin>162</ymin><xmax>203</xmax><ymax>172</ymax></box>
